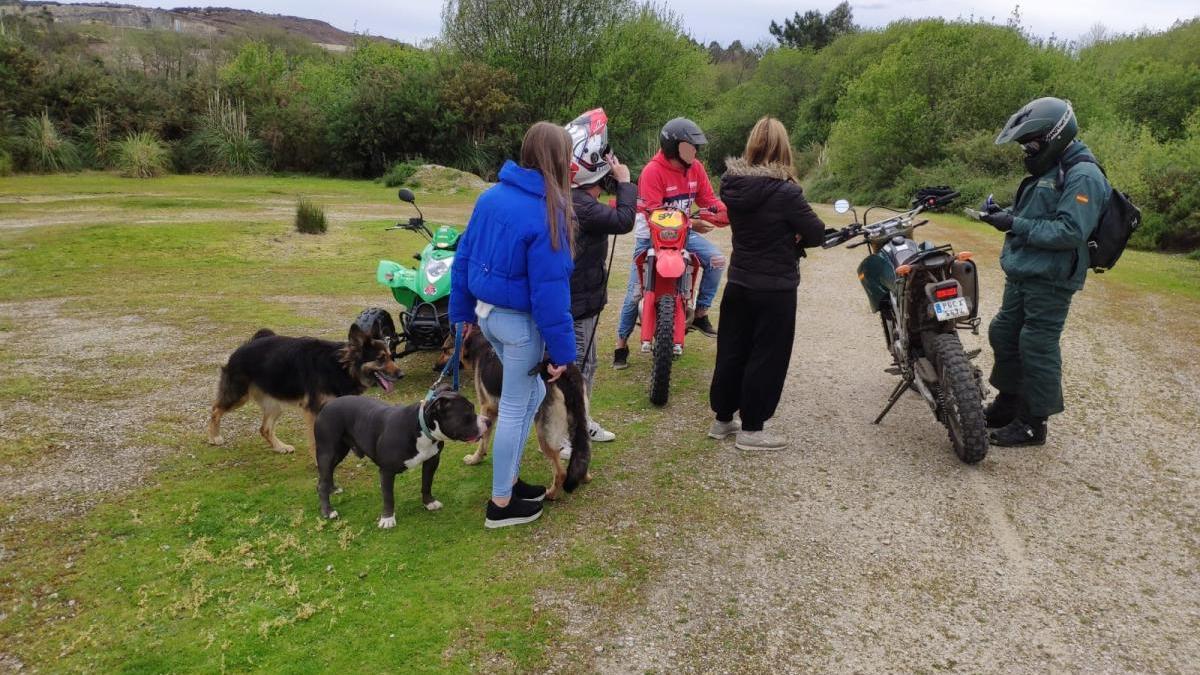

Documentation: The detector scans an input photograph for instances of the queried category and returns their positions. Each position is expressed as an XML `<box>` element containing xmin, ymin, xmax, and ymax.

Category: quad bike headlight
<box><xmin>425</xmin><ymin>258</ymin><xmax>452</xmax><ymax>283</ymax></box>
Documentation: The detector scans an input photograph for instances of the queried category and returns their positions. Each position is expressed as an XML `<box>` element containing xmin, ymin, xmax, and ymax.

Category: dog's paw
<box><xmin>208</xmin><ymin>434</ymin><xmax>225</xmax><ymax>446</ymax></box>
<box><xmin>462</xmin><ymin>454</ymin><xmax>482</xmax><ymax>465</ymax></box>
<box><xmin>424</xmin><ymin>500</ymin><xmax>443</xmax><ymax>512</ymax></box>
<box><xmin>377</xmin><ymin>515</ymin><xmax>396</xmax><ymax>529</ymax></box>
<box><xmin>326</xmin><ymin>510</ymin><xmax>339</xmax><ymax>520</ymax></box>
<box><xmin>274</xmin><ymin>443</ymin><xmax>296</xmax><ymax>454</ymax></box>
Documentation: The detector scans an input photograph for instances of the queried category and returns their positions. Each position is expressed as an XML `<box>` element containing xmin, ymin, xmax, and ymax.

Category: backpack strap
<box><xmin>1055</xmin><ymin>154</ymin><xmax>1107</xmax><ymax>190</ymax></box>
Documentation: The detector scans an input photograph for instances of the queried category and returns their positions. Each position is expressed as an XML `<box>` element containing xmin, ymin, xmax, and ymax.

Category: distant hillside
<box><xmin>1</xmin><ymin>1</ymin><xmax>395</xmax><ymax>49</ymax></box>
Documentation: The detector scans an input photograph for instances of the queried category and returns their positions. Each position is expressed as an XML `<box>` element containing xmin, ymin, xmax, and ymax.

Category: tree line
<box><xmin>1</xmin><ymin>2</ymin><xmax>1197</xmax><ymax>253</ymax></box>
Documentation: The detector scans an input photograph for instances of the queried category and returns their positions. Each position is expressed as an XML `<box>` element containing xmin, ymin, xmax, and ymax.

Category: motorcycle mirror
<box><xmin>834</xmin><ymin>199</ymin><xmax>851</xmax><ymax>214</ymax></box>
<box><xmin>397</xmin><ymin>188</ymin><xmax>416</xmax><ymax>203</ymax></box>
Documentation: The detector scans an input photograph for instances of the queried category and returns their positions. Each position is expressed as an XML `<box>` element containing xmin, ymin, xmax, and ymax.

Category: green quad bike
<box><xmin>357</xmin><ymin>188</ymin><xmax>461</xmax><ymax>367</ymax></box>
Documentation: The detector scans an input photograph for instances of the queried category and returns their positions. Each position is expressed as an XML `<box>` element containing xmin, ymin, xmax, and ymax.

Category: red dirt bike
<box><xmin>636</xmin><ymin>205</ymin><xmax>724</xmax><ymax>406</ymax></box>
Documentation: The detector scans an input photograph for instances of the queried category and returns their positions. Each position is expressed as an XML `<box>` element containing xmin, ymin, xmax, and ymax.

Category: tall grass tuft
<box><xmin>18</xmin><ymin>110</ymin><xmax>81</xmax><ymax>173</ymax></box>
<box><xmin>189</xmin><ymin>91</ymin><xmax>265</xmax><ymax>175</ymax></box>
<box><xmin>115</xmin><ymin>132</ymin><xmax>171</xmax><ymax>178</ymax></box>
<box><xmin>295</xmin><ymin>197</ymin><xmax>327</xmax><ymax>234</ymax></box>
<box><xmin>81</xmin><ymin>108</ymin><xmax>115</xmax><ymax>169</ymax></box>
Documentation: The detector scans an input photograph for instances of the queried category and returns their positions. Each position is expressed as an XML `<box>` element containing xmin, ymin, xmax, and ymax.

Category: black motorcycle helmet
<box><xmin>660</xmin><ymin>117</ymin><xmax>708</xmax><ymax>167</ymax></box>
<box><xmin>995</xmin><ymin>97</ymin><xmax>1078</xmax><ymax>176</ymax></box>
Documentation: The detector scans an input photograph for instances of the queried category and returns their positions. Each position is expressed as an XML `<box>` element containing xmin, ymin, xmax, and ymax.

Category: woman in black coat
<box><xmin>707</xmin><ymin>117</ymin><xmax>827</xmax><ymax>451</ymax></box>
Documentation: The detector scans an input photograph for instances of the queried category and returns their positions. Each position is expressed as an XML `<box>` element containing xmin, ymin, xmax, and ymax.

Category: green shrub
<box><xmin>0</xmin><ymin>149</ymin><xmax>12</xmax><ymax>176</ymax></box>
<box><xmin>16</xmin><ymin>111</ymin><xmax>80</xmax><ymax>173</ymax></box>
<box><xmin>378</xmin><ymin>158</ymin><xmax>424</xmax><ymax>187</ymax></box>
<box><xmin>188</xmin><ymin>92</ymin><xmax>265</xmax><ymax>175</ymax></box>
<box><xmin>115</xmin><ymin>132</ymin><xmax>171</xmax><ymax>178</ymax></box>
<box><xmin>295</xmin><ymin>197</ymin><xmax>327</xmax><ymax>234</ymax></box>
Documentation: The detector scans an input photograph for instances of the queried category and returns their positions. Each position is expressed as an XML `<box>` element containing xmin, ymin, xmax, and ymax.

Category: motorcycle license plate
<box><xmin>933</xmin><ymin>297</ymin><xmax>969</xmax><ymax>321</ymax></box>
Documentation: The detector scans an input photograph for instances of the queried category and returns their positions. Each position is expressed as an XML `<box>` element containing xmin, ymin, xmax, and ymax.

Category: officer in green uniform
<box><xmin>979</xmin><ymin>97</ymin><xmax>1109</xmax><ymax>447</ymax></box>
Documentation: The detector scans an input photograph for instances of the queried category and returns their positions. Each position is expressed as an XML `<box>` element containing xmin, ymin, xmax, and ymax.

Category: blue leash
<box><xmin>420</xmin><ymin>322</ymin><xmax>464</xmax><ymax>441</ymax></box>
<box><xmin>428</xmin><ymin>322</ymin><xmax>464</xmax><ymax>395</ymax></box>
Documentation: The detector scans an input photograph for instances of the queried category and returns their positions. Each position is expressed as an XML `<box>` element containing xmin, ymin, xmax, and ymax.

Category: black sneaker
<box><xmin>484</xmin><ymin>498</ymin><xmax>543</xmax><ymax>529</ymax></box>
<box><xmin>513</xmin><ymin>478</ymin><xmax>546</xmax><ymax>502</ymax></box>
<box><xmin>690</xmin><ymin>314</ymin><xmax>717</xmax><ymax>338</ymax></box>
<box><xmin>612</xmin><ymin>347</ymin><xmax>629</xmax><ymax>370</ymax></box>
<box><xmin>984</xmin><ymin>392</ymin><xmax>1021</xmax><ymax>428</ymax></box>
<box><xmin>989</xmin><ymin>418</ymin><xmax>1047</xmax><ymax>447</ymax></box>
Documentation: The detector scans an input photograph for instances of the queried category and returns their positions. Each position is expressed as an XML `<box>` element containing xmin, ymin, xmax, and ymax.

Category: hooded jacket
<box><xmin>449</xmin><ymin>160</ymin><xmax>576</xmax><ymax>365</ymax></box>
<box><xmin>719</xmin><ymin>158</ymin><xmax>827</xmax><ymax>290</ymax></box>
<box><xmin>634</xmin><ymin>150</ymin><xmax>725</xmax><ymax>239</ymax></box>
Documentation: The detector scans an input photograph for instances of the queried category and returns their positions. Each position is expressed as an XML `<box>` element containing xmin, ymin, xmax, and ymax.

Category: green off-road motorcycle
<box><xmin>357</xmin><ymin>188</ymin><xmax>460</xmax><ymax>362</ymax></box>
<box><xmin>823</xmin><ymin>189</ymin><xmax>989</xmax><ymax>463</ymax></box>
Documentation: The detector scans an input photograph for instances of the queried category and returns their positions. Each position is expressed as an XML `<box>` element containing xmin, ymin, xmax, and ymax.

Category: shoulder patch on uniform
<box><xmin>1075</xmin><ymin>193</ymin><xmax>1089</xmax><ymax>204</ymax></box>
<box><xmin>1036</xmin><ymin>179</ymin><xmax>1056</xmax><ymax>189</ymax></box>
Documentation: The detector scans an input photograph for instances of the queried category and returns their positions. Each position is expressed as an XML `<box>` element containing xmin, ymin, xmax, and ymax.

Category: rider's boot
<box><xmin>989</xmin><ymin>415</ymin><xmax>1047</xmax><ymax>447</ymax></box>
<box><xmin>984</xmin><ymin>391</ymin><xmax>1021</xmax><ymax>428</ymax></box>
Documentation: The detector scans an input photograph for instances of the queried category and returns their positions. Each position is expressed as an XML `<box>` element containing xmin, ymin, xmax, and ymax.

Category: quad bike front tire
<box><xmin>930</xmin><ymin>332</ymin><xmax>988</xmax><ymax>463</ymax></box>
<box><xmin>649</xmin><ymin>294</ymin><xmax>675</xmax><ymax>407</ymax></box>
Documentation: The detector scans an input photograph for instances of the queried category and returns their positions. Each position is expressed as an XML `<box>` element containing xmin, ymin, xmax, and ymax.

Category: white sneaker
<box><xmin>735</xmin><ymin>429</ymin><xmax>789</xmax><ymax>451</ymax></box>
<box><xmin>640</xmin><ymin>341</ymin><xmax>651</xmax><ymax>353</ymax></box>
<box><xmin>707</xmin><ymin>418</ymin><xmax>741</xmax><ymax>440</ymax></box>
<box><xmin>559</xmin><ymin>440</ymin><xmax>572</xmax><ymax>460</ymax></box>
<box><xmin>588</xmin><ymin>420</ymin><xmax>616</xmax><ymax>442</ymax></box>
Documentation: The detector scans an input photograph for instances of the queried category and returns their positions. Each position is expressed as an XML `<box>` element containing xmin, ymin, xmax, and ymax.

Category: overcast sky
<box><xmin>57</xmin><ymin>0</ymin><xmax>1199</xmax><ymax>47</ymax></box>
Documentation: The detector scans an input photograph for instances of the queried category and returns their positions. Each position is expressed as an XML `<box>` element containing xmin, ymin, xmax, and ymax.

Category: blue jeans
<box><xmin>478</xmin><ymin>308</ymin><xmax>546</xmax><ymax>499</ymax></box>
<box><xmin>616</xmin><ymin>233</ymin><xmax>725</xmax><ymax>340</ymax></box>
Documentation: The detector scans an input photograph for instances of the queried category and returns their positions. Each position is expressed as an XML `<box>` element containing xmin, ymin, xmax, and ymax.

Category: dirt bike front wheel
<box><xmin>648</xmin><ymin>294</ymin><xmax>675</xmax><ymax>407</ymax></box>
<box><xmin>930</xmin><ymin>332</ymin><xmax>988</xmax><ymax>463</ymax></box>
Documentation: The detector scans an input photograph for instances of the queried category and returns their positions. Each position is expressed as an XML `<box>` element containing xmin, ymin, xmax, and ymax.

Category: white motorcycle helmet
<box><xmin>565</xmin><ymin>108</ymin><xmax>611</xmax><ymax>188</ymax></box>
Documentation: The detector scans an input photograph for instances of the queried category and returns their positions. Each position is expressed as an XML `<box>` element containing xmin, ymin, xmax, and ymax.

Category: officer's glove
<box><xmin>981</xmin><ymin>194</ymin><xmax>1003</xmax><ymax>214</ymax></box>
<box><xmin>980</xmin><ymin>210</ymin><xmax>1014</xmax><ymax>232</ymax></box>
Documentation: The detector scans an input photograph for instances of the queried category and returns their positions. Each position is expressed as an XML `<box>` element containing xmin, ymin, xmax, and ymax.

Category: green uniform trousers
<box><xmin>988</xmin><ymin>278</ymin><xmax>1075</xmax><ymax>418</ymax></box>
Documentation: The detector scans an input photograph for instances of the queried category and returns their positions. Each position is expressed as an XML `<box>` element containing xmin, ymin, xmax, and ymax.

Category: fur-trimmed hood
<box><xmin>719</xmin><ymin>157</ymin><xmax>801</xmax><ymax>212</ymax></box>
<box><xmin>721</xmin><ymin>157</ymin><xmax>796</xmax><ymax>181</ymax></box>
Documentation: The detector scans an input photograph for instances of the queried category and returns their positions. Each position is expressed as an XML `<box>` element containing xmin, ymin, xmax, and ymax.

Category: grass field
<box><xmin>0</xmin><ymin>173</ymin><xmax>723</xmax><ymax>672</ymax></box>
<box><xmin>1</xmin><ymin>173</ymin><xmax>1196</xmax><ymax>672</ymax></box>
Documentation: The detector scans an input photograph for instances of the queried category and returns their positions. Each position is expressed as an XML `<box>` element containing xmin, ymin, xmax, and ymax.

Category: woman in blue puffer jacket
<box><xmin>449</xmin><ymin>122</ymin><xmax>576</xmax><ymax>529</ymax></box>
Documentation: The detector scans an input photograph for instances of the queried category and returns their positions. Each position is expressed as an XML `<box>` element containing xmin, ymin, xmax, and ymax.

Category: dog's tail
<box><xmin>250</xmin><ymin>328</ymin><xmax>276</xmax><ymax>342</ymax></box>
<box><xmin>559</xmin><ymin>365</ymin><xmax>591</xmax><ymax>493</ymax></box>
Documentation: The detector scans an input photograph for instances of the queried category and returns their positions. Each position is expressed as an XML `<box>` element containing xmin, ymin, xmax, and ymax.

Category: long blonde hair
<box><xmin>520</xmin><ymin>122</ymin><xmax>576</xmax><ymax>253</ymax></box>
<box><xmin>742</xmin><ymin>117</ymin><xmax>796</xmax><ymax>180</ymax></box>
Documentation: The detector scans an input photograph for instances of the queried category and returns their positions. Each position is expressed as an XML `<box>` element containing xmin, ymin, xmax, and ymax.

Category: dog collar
<box><xmin>417</xmin><ymin>397</ymin><xmax>438</xmax><ymax>443</ymax></box>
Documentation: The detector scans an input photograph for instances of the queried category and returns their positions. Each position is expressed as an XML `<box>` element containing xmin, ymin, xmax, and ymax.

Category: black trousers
<box><xmin>709</xmin><ymin>283</ymin><xmax>797</xmax><ymax>432</ymax></box>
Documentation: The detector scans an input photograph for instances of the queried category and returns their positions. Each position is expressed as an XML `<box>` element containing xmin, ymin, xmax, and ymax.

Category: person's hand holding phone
<box><xmin>607</xmin><ymin>153</ymin><xmax>630</xmax><ymax>183</ymax></box>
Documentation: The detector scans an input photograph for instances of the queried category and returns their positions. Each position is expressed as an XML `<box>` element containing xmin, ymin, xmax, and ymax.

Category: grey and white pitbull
<box><xmin>314</xmin><ymin>388</ymin><xmax>487</xmax><ymax>527</ymax></box>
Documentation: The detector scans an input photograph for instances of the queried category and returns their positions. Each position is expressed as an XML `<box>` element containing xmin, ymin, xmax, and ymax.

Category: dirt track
<box><xmin>574</xmin><ymin>215</ymin><xmax>1199</xmax><ymax>673</ymax></box>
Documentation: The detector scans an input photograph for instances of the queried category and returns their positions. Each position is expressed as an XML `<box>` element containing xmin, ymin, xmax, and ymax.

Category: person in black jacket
<box><xmin>564</xmin><ymin>109</ymin><xmax>636</xmax><ymax>448</ymax></box>
<box><xmin>708</xmin><ymin>117</ymin><xmax>826</xmax><ymax>451</ymax></box>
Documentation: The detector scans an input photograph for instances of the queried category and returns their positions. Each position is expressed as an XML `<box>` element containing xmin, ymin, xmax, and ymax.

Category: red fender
<box><xmin>655</xmin><ymin>249</ymin><xmax>686</xmax><ymax>278</ymax></box>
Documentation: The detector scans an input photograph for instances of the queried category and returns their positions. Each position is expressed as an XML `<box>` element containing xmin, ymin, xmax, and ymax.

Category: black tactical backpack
<box><xmin>1056</xmin><ymin>156</ymin><xmax>1141</xmax><ymax>273</ymax></box>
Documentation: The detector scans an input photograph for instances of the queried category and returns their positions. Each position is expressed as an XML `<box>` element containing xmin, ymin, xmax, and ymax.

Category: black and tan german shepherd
<box><xmin>207</xmin><ymin>324</ymin><xmax>402</xmax><ymax>456</ymax></box>
<box><xmin>458</xmin><ymin>328</ymin><xmax>591</xmax><ymax>499</ymax></box>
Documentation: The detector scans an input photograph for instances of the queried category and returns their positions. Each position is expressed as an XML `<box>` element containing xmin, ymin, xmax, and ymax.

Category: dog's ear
<box><xmin>348</xmin><ymin>323</ymin><xmax>368</xmax><ymax>346</ymax></box>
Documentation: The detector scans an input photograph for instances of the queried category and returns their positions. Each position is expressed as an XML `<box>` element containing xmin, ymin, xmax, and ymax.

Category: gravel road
<box><xmin>577</xmin><ymin>213</ymin><xmax>1199</xmax><ymax>673</ymax></box>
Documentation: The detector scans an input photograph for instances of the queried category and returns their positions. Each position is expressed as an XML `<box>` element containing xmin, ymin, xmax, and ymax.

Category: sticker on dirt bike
<box><xmin>650</xmin><ymin>210</ymin><xmax>686</xmax><ymax>228</ymax></box>
<box><xmin>933</xmin><ymin>297</ymin><xmax>970</xmax><ymax>321</ymax></box>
